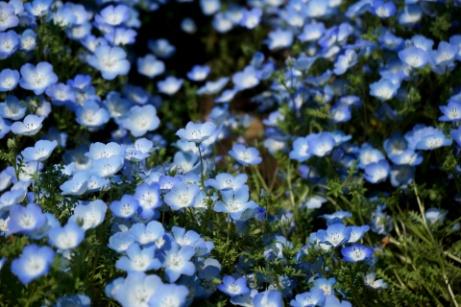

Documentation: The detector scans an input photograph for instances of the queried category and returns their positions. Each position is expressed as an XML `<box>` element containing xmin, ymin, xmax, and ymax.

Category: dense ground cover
<box><xmin>1</xmin><ymin>0</ymin><xmax>461</xmax><ymax>306</ymax></box>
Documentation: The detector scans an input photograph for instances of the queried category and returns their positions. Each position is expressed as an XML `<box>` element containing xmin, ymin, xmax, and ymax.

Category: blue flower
<box><xmin>215</xmin><ymin>88</ymin><xmax>237</xmax><ymax>103</ymax></box>
<box><xmin>232</xmin><ymin>66</ymin><xmax>261</xmax><ymax>90</ymax></box>
<box><xmin>197</xmin><ymin>77</ymin><xmax>228</xmax><ymax>95</ymax></box>
<box><xmin>171</xmin><ymin>226</ymin><xmax>212</xmax><ymax>255</ymax></box>
<box><xmin>318</xmin><ymin>223</ymin><xmax>351</xmax><ymax>247</ymax></box>
<box><xmin>290</xmin><ymin>137</ymin><xmax>311</xmax><ymax>162</ymax></box>
<box><xmin>358</xmin><ymin>144</ymin><xmax>386</xmax><ymax>169</ymax></box>
<box><xmin>161</xmin><ymin>243</ymin><xmax>196</xmax><ymax>282</ymax></box>
<box><xmin>398</xmin><ymin>5</ymin><xmax>423</xmax><ymax>25</ymax></box>
<box><xmin>76</xmin><ymin>101</ymin><xmax>110</xmax><ymax>129</ymax></box>
<box><xmin>19</xmin><ymin>62</ymin><xmax>58</xmax><ymax>95</ymax></box>
<box><xmin>0</xmin><ymin>69</ymin><xmax>20</xmax><ymax>92</ymax></box>
<box><xmin>212</xmin><ymin>13</ymin><xmax>234</xmax><ymax>33</ymax></box>
<box><xmin>20</xmin><ymin>29</ymin><xmax>37</xmax><ymax>51</ymax></box>
<box><xmin>369</xmin><ymin>78</ymin><xmax>399</xmax><ymax>101</ymax></box>
<box><xmin>157</xmin><ymin>76</ymin><xmax>183</xmax><ymax>95</ymax></box>
<box><xmin>0</xmin><ymin>166</ymin><xmax>15</xmax><ymax>192</ymax></box>
<box><xmin>390</xmin><ymin>165</ymin><xmax>415</xmax><ymax>187</ymax></box>
<box><xmin>110</xmin><ymin>195</ymin><xmax>140</xmax><ymax>219</ymax></box>
<box><xmin>116</xmin><ymin>243</ymin><xmax>161</xmax><ymax>272</ymax></box>
<box><xmin>97</xmin><ymin>4</ymin><xmax>130</xmax><ymax>27</ymax></box>
<box><xmin>308</xmin><ymin>132</ymin><xmax>336</xmax><ymax>157</ymax></box>
<box><xmin>312</xmin><ymin>277</ymin><xmax>336</xmax><ymax>295</ymax></box>
<box><xmin>205</xmin><ymin>173</ymin><xmax>248</xmax><ymax>191</ymax></box>
<box><xmin>0</xmin><ymin>96</ymin><xmax>26</xmax><ymax>120</ymax></box>
<box><xmin>149</xmin><ymin>39</ymin><xmax>176</xmax><ymax>59</ymax></box>
<box><xmin>60</xmin><ymin>171</ymin><xmax>89</xmax><ymax>196</ymax></box>
<box><xmin>105</xmin><ymin>27</ymin><xmax>137</xmax><ymax>46</ymax></box>
<box><xmin>48</xmin><ymin>221</ymin><xmax>85</xmax><ymax>250</ymax></box>
<box><xmin>267</xmin><ymin>29</ymin><xmax>293</xmax><ymax>50</ymax></box>
<box><xmin>104</xmin><ymin>93</ymin><xmax>129</xmax><ymax>119</ymax></box>
<box><xmin>25</xmin><ymin>0</ymin><xmax>52</xmax><ymax>17</ymax></box>
<box><xmin>87</xmin><ymin>45</ymin><xmax>130</xmax><ymax>80</ymax></box>
<box><xmin>432</xmin><ymin>42</ymin><xmax>458</xmax><ymax>72</ymax></box>
<box><xmin>253</xmin><ymin>290</ymin><xmax>283</xmax><ymax>307</ymax></box>
<box><xmin>70</xmin><ymin>200</ymin><xmax>107</xmax><ymax>230</ymax></box>
<box><xmin>218</xmin><ymin>275</ymin><xmax>249</xmax><ymax>297</ymax></box>
<box><xmin>299</xmin><ymin>21</ymin><xmax>325</xmax><ymax>42</ymax></box>
<box><xmin>405</xmin><ymin>125</ymin><xmax>452</xmax><ymax>150</ymax></box>
<box><xmin>425</xmin><ymin>208</ymin><xmax>447</xmax><ymax>225</ymax></box>
<box><xmin>411</xmin><ymin>35</ymin><xmax>434</xmax><ymax>52</ymax></box>
<box><xmin>129</xmin><ymin>221</ymin><xmax>165</xmax><ymax>246</ymax></box>
<box><xmin>181</xmin><ymin>18</ymin><xmax>197</xmax><ymax>33</ymax></box>
<box><xmin>240</xmin><ymin>8</ymin><xmax>261</xmax><ymax>29</ymax></box>
<box><xmin>372</xmin><ymin>0</ymin><xmax>396</xmax><ymax>18</ymax></box>
<box><xmin>383</xmin><ymin>135</ymin><xmax>423</xmax><ymax>166</ymax></box>
<box><xmin>87</xmin><ymin>141</ymin><xmax>124</xmax><ymax>163</ymax></box>
<box><xmin>0</xmin><ymin>2</ymin><xmax>19</xmax><ymax>31</ymax></box>
<box><xmin>85</xmin><ymin>174</ymin><xmax>110</xmax><ymax>193</ymax></box>
<box><xmin>108</xmin><ymin>231</ymin><xmax>136</xmax><ymax>253</ymax></box>
<box><xmin>348</xmin><ymin>225</ymin><xmax>370</xmax><ymax>243</ymax></box>
<box><xmin>439</xmin><ymin>99</ymin><xmax>461</xmax><ymax>122</ymax></box>
<box><xmin>8</xmin><ymin>203</ymin><xmax>46</xmax><ymax>235</ymax></box>
<box><xmin>330</xmin><ymin>104</ymin><xmax>352</xmax><ymax>123</ymax></box>
<box><xmin>229</xmin><ymin>143</ymin><xmax>262</xmax><ymax>166</ymax></box>
<box><xmin>52</xmin><ymin>4</ymin><xmax>77</xmax><ymax>27</ymax></box>
<box><xmin>126</xmin><ymin>138</ymin><xmax>154</xmax><ymax>161</ymax></box>
<box><xmin>0</xmin><ymin>30</ymin><xmax>19</xmax><ymax>59</ymax></box>
<box><xmin>399</xmin><ymin>46</ymin><xmax>430</xmax><ymax>68</ymax></box>
<box><xmin>109</xmin><ymin>273</ymin><xmax>162</xmax><ymax>307</ymax></box>
<box><xmin>214</xmin><ymin>186</ymin><xmax>258</xmax><ymax>221</ymax></box>
<box><xmin>264</xmin><ymin>137</ymin><xmax>286</xmax><ymax>155</ymax></box>
<box><xmin>21</xmin><ymin>139</ymin><xmax>57</xmax><ymax>162</ymax></box>
<box><xmin>176</xmin><ymin>121</ymin><xmax>217</xmax><ymax>143</ymax></box>
<box><xmin>200</xmin><ymin>0</ymin><xmax>220</xmax><ymax>15</ymax></box>
<box><xmin>173</xmin><ymin>153</ymin><xmax>200</xmax><ymax>176</ymax></box>
<box><xmin>45</xmin><ymin>83</ymin><xmax>76</xmax><ymax>105</ymax></box>
<box><xmin>149</xmin><ymin>283</ymin><xmax>189</xmax><ymax>307</ymax></box>
<box><xmin>334</xmin><ymin>49</ymin><xmax>357</xmax><ymax>75</ymax></box>
<box><xmin>304</xmin><ymin>195</ymin><xmax>327</xmax><ymax>210</ymax></box>
<box><xmin>364</xmin><ymin>160</ymin><xmax>390</xmax><ymax>183</ymax></box>
<box><xmin>1</xmin><ymin>183</ymin><xmax>27</xmax><ymax>208</ymax></box>
<box><xmin>164</xmin><ymin>182</ymin><xmax>200</xmax><ymax>211</ymax></box>
<box><xmin>92</xmin><ymin>155</ymin><xmax>124</xmax><ymax>178</ymax></box>
<box><xmin>290</xmin><ymin>288</ymin><xmax>325</xmax><ymax>307</ymax></box>
<box><xmin>379</xmin><ymin>30</ymin><xmax>404</xmax><ymax>51</ymax></box>
<box><xmin>187</xmin><ymin>65</ymin><xmax>210</xmax><ymax>81</ymax></box>
<box><xmin>121</xmin><ymin>105</ymin><xmax>160</xmax><ymax>137</ymax></box>
<box><xmin>364</xmin><ymin>273</ymin><xmax>388</xmax><ymax>289</ymax></box>
<box><xmin>306</xmin><ymin>0</ymin><xmax>333</xmax><ymax>16</ymax></box>
<box><xmin>11</xmin><ymin>244</ymin><xmax>55</xmax><ymax>285</ymax></box>
<box><xmin>134</xmin><ymin>183</ymin><xmax>161</xmax><ymax>214</ymax></box>
<box><xmin>137</xmin><ymin>54</ymin><xmax>165</xmax><ymax>78</ymax></box>
<box><xmin>341</xmin><ymin>244</ymin><xmax>373</xmax><ymax>262</ymax></box>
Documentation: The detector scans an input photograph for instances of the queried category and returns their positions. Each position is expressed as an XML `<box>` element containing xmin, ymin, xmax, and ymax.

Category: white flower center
<box><xmin>25</xmin><ymin>257</ymin><xmax>46</xmax><ymax>276</ymax></box>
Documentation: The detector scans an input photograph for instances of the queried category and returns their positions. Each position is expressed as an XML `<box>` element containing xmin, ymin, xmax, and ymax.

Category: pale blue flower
<box><xmin>48</xmin><ymin>221</ymin><xmax>85</xmax><ymax>250</ymax></box>
<box><xmin>11</xmin><ymin>244</ymin><xmax>54</xmax><ymax>285</ymax></box>
<box><xmin>87</xmin><ymin>45</ymin><xmax>130</xmax><ymax>80</ymax></box>
<box><xmin>0</xmin><ymin>69</ymin><xmax>20</xmax><ymax>92</ymax></box>
<box><xmin>121</xmin><ymin>105</ymin><xmax>160</xmax><ymax>137</ymax></box>
<box><xmin>19</xmin><ymin>62</ymin><xmax>58</xmax><ymax>95</ymax></box>
<box><xmin>229</xmin><ymin>143</ymin><xmax>262</xmax><ymax>166</ymax></box>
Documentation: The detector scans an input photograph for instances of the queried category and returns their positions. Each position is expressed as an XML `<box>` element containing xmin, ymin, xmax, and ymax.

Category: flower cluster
<box><xmin>1</xmin><ymin>0</ymin><xmax>461</xmax><ymax>306</ymax></box>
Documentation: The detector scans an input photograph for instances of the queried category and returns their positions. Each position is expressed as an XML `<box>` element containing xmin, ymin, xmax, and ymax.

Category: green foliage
<box><xmin>31</xmin><ymin>164</ymin><xmax>77</xmax><ymax>222</ymax></box>
<box><xmin>373</xmin><ymin>184</ymin><xmax>461</xmax><ymax>306</ymax></box>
